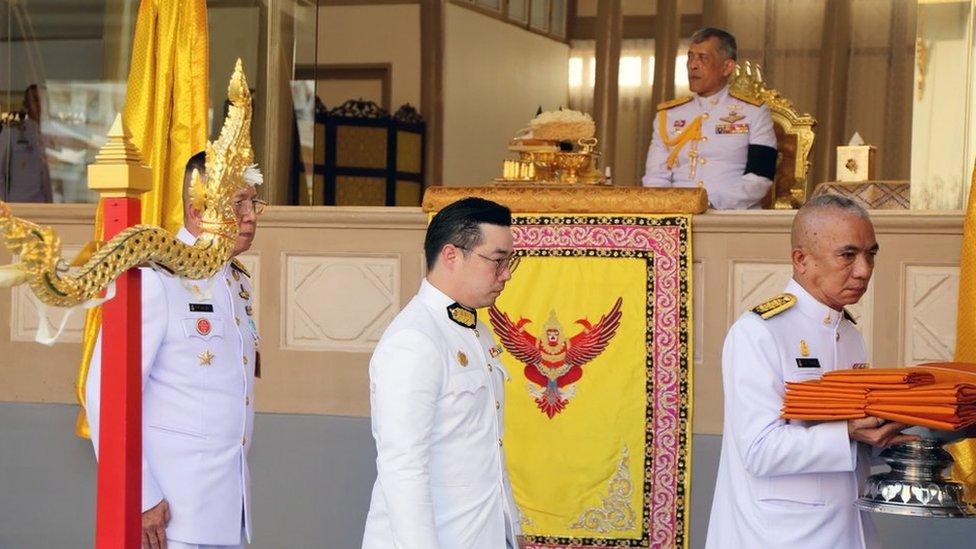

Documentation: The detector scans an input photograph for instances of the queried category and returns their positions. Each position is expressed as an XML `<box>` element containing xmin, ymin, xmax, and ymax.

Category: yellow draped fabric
<box><xmin>657</xmin><ymin>110</ymin><xmax>702</xmax><ymax>170</ymax></box>
<box><xmin>75</xmin><ymin>0</ymin><xmax>209</xmax><ymax>437</ymax></box>
<box><xmin>483</xmin><ymin>213</ymin><xmax>694</xmax><ymax>547</ymax></box>
<box><xmin>494</xmin><ymin>257</ymin><xmax>647</xmax><ymax>538</ymax></box>
<box><xmin>949</xmin><ymin>163</ymin><xmax>976</xmax><ymax>500</ymax></box>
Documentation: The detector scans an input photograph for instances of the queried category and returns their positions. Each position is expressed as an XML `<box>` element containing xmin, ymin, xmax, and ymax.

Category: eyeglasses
<box><xmin>460</xmin><ymin>247</ymin><xmax>521</xmax><ymax>275</ymax></box>
<box><xmin>233</xmin><ymin>198</ymin><xmax>267</xmax><ymax>216</ymax></box>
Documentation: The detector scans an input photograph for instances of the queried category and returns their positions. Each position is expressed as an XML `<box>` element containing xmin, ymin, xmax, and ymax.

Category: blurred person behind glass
<box><xmin>0</xmin><ymin>84</ymin><xmax>53</xmax><ymax>203</ymax></box>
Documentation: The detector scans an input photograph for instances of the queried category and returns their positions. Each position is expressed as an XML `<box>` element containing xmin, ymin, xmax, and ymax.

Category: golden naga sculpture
<box><xmin>0</xmin><ymin>59</ymin><xmax>259</xmax><ymax>308</ymax></box>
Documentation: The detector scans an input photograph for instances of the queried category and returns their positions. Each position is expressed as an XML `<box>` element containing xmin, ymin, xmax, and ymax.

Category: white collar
<box><xmin>694</xmin><ymin>85</ymin><xmax>729</xmax><ymax>111</ymax></box>
<box><xmin>786</xmin><ymin>278</ymin><xmax>848</xmax><ymax>329</ymax></box>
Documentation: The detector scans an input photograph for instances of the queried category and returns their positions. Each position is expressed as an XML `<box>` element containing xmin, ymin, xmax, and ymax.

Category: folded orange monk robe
<box><xmin>866</xmin><ymin>409</ymin><xmax>976</xmax><ymax>431</ymax></box>
<box><xmin>781</xmin><ymin>412</ymin><xmax>865</xmax><ymax>421</ymax></box>
<box><xmin>915</xmin><ymin>363</ymin><xmax>976</xmax><ymax>384</ymax></box>
<box><xmin>867</xmin><ymin>383</ymin><xmax>976</xmax><ymax>404</ymax></box>
<box><xmin>821</xmin><ymin>368</ymin><xmax>935</xmax><ymax>386</ymax></box>
<box><xmin>784</xmin><ymin>396</ymin><xmax>865</xmax><ymax>405</ymax></box>
<box><xmin>786</xmin><ymin>380</ymin><xmax>869</xmax><ymax>395</ymax></box>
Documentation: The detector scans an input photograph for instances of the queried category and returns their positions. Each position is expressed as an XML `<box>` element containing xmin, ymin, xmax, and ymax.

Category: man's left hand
<box><xmin>848</xmin><ymin>417</ymin><xmax>920</xmax><ymax>448</ymax></box>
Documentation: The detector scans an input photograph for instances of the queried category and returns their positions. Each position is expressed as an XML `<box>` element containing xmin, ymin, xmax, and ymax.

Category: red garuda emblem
<box><xmin>489</xmin><ymin>298</ymin><xmax>623</xmax><ymax>418</ymax></box>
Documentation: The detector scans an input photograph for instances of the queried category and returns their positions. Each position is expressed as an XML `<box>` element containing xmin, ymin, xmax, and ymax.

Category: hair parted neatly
<box><xmin>424</xmin><ymin>197</ymin><xmax>512</xmax><ymax>271</ymax></box>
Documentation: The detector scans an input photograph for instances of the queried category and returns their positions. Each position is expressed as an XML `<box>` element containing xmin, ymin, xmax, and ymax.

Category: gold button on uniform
<box><xmin>245</xmin><ymin>396</ymin><xmax>250</xmax><ymax>405</ymax></box>
<box><xmin>487</xmin><ymin>364</ymin><xmax>493</xmax><ymax>372</ymax></box>
<box><xmin>498</xmin><ymin>438</ymin><xmax>503</xmax><ymax>447</ymax></box>
<box><xmin>243</xmin><ymin>356</ymin><xmax>249</xmax><ymax>365</ymax></box>
<box><xmin>700</xmin><ymin>157</ymin><xmax>708</xmax><ymax>165</ymax></box>
<box><xmin>242</xmin><ymin>437</ymin><xmax>247</xmax><ymax>445</ymax></box>
<box><xmin>702</xmin><ymin>112</ymin><xmax>710</xmax><ymax>119</ymax></box>
<box><xmin>697</xmin><ymin>180</ymin><xmax>704</xmax><ymax>187</ymax></box>
<box><xmin>703</xmin><ymin>136</ymin><xmax>709</xmax><ymax>142</ymax></box>
<box><xmin>495</xmin><ymin>400</ymin><xmax>500</xmax><ymax>410</ymax></box>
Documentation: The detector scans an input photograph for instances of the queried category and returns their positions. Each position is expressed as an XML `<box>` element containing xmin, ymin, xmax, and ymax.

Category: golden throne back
<box><xmin>729</xmin><ymin>62</ymin><xmax>816</xmax><ymax>209</ymax></box>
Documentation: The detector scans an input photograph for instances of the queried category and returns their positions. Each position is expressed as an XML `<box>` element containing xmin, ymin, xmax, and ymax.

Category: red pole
<box><xmin>94</xmin><ymin>197</ymin><xmax>143</xmax><ymax>548</ymax></box>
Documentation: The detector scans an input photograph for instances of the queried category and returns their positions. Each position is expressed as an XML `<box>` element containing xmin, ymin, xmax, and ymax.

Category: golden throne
<box><xmin>729</xmin><ymin>62</ymin><xmax>816</xmax><ymax>209</ymax></box>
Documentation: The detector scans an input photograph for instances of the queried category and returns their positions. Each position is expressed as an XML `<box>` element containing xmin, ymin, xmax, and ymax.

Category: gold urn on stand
<box><xmin>497</xmin><ymin>110</ymin><xmax>608</xmax><ymax>186</ymax></box>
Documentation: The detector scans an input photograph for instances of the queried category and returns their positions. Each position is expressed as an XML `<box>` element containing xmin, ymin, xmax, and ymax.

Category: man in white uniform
<box><xmin>362</xmin><ymin>197</ymin><xmax>521</xmax><ymax>549</ymax></box>
<box><xmin>642</xmin><ymin>27</ymin><xmax>777</xmax><ymax>209</ymax></box>
<box><xmin>705</xmin><ymin>194</ymin><xmax>917</xmax><ymax>549</ymax></box>
<box><xmin>87</xmin><ymin>152</ymin><xmax>264</xmax><ymax>549</ymax></box>
<box><xmin>0</xmin><ymin>85</ymin><xmax>53</xmax><ymax>203</ymax></box>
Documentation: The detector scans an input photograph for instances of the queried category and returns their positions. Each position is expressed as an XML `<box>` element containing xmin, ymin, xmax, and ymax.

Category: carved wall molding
<box><xmin>283</xmin><ymin>253</ymin><xmax>400</xmax><ymax>352</ymax></box>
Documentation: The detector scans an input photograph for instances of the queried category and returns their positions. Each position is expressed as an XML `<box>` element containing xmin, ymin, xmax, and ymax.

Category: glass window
<box><xmin>550</xmin><ymin>0</ymin><xmax>567</xmax><ymax>38</ymax></box>
<box><xmin>474</xmin><ymin>0</ymin><xmax>502</xmax><ymax>11</ymax></box>
<box><xmin>530</xmin><ymin>0</ymin><xmax>550</xmax><ymax>32</ymax></box>
<box><xmin>508</xmin><ymin>0</ymin><xmax>529</xmax><ymax>23</ymax></box>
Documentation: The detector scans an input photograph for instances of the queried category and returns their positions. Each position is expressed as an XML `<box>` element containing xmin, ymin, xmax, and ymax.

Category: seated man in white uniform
<box><xmin>705</xmin><ymin>194</ymin><xmax>918</xmax><ymax>549</ymax></box>
<box><xmin>362</xmin><ymin>197</ymin><xmax>521</xmax><ymax>549</ymax></box>
<box><xmin>642</xmin><ymin>27</ymin><xmax>777</xmax><ymax>209</ymax></box>
<box><xmin>86</xmin><ymin>152</ymin><xmax>263</xmax><ymax>549</ymax></box>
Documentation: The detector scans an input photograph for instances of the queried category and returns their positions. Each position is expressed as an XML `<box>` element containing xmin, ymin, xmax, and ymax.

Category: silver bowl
<box><xmin>856</xmin><ymin>438</ymin><xmax>976</xmax><ymax>517</ymax></box>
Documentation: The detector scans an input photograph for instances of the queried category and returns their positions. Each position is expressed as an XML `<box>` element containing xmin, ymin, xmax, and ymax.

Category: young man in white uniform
<box><xmin>363</xmin><ymin>197</ymin><xmax>521</xmax><ymax>549</ymax></box>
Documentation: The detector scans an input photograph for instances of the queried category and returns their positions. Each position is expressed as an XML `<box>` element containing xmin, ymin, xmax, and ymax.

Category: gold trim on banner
<box><xmin>568</xmin><ymin>445</ymin><xmax>636</xmax><ymax>534</ymax></box>
<box><xmin>422</xmin><ymin>186</ymin><xmax>708</xmax><ymax>214</ymax></box>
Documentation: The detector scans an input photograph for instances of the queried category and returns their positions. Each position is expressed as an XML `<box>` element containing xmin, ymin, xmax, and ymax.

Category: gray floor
<box><xmin>1</xmin><ymin>402</ymin><xmax>974</xmax><ymax>548</ymax></box>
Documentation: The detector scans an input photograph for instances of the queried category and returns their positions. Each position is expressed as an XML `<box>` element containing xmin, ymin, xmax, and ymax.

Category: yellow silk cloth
<box><xmin>75</xmin><ymin>0</ymin><xmax>209</xmax><ymax>437</ymax></box>
<box><xmin>950</xmin><ymin>162</ymin><xmax>976</xmax><ymax>501</ymax></box>
<box><xmin>657</xmin><ymin>110</ymin><xmax>703</xmax><ymax>170</ymax></box>
<box><xmin>493</xmin><ymin>256</ymin><xmax>647</xmax><ymax>539</ymax></box>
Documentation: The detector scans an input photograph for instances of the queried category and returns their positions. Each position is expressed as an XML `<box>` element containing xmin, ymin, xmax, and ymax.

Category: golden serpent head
<box><xmin>192</xmin><ymin>59</ymin><xmax>261</xmax><ymax>241</ymax></box>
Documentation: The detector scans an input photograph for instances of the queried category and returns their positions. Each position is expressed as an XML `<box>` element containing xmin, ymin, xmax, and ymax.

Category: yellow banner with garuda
<box><xmin>487</xmin><ymin>213</ymin><xmax>693</xmax><ymax>549</ymax></box>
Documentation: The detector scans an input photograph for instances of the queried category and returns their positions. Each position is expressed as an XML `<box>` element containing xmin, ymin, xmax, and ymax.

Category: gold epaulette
<box><xmin>230</xmin><ymin>259</ymin><xmax>251</xmax><ymax>278</ymax></box>
<box><xmin>657</xmin><ymin>96</ymin><xmax>693</xmax><ymax>111</ymax></box>
<box><xmin>729</xmin><ymin>88</ymin><xmax>763</xmax><ymax>107</ymax></box>
<box><xmin>751</xmin><ymin>293</ymin><xmax>796</xmax><ymax>320</ymax></box>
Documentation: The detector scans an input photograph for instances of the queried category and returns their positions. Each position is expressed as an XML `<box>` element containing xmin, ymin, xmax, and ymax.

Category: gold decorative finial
<box><xmin>94</xmin><ymin>114</ymin><xmax>144</xmax><ymax>165</ymax></box>
<box><xmin>87</xmin><ymin>114</ymin><xmax>151</xmax><ymax>198</ymax></box>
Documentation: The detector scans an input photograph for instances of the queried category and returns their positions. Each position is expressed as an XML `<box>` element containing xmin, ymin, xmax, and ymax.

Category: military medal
<box><xmin>457</xmin><ymin>351</ymin><xmax>469</xmax><ymax>367</ymax></box>
<box><xmin>198</xmin><ymin>350</ymin><xmax>214</xmax><ymax>366</ymax></box>
<box><xmin>720</xmin><ymin>104</ymin><xmax>745</xmax><ymax>124</ymax></box>
<box><xmin>852</xmin><ymin>362</ymin><xmax>870</xmax><ymax>369</ymax></box>
<box><xmin>196</xmin><ymin>318</ymin><xmax>212</xmax><ymax>336</ymax></box>
<box><xmin>799</xmin><ymin>340</ymin><xmax>810</xmax><ymax>357</ymax></box>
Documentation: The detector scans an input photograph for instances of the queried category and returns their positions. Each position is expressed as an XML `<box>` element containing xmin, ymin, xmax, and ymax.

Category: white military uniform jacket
<box><xmin>362</xmin><ymin>279</ymin><xmax>520</xmax><ymax>549</ymax></box>
<box><xmin>705</xmin><ymin>279</ymin><xmax>879</xmax><ymax>549</ymax></box>
<box><xmin>642</xmin><ymin>85</ymin><xmax>776</xmax><ymax>210</ymax></box>
<box><xmin>86</xmin><ymin>227</ymin><xmax>258</xmax><ymax>546</ymax></box>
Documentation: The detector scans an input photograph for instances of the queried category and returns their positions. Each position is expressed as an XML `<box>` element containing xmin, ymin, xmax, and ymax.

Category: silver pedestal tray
<box><xmin>856</xmin><ymin>437</ymin><xmax>976</xmax><ymax>517</ymax></box>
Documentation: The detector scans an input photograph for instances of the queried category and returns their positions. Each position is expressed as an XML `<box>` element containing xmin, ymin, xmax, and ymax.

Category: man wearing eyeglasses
<box><xmin>362</xmin><ymin>197</ymin><xmax>521</xmax><ymax>549</ymax></box>
<box><xmin>86</xmin><ymin>151</ymin><xmax>265</xmax><ymax>549</ymax></box>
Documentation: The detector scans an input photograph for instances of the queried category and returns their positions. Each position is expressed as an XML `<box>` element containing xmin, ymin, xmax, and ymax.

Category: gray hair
<box><xmin>690</xmin><ymin>27</ymin><xmax>738</xmax><ymax>61</ymax></box>
<box><xmin>800</xmin><ymin>194</ymin><xmax>870</xmax><ymax>219</ymax></box>
<box><xmin>791</xmin><ymin>194</ymin><xmax>871</xmax><ymax>248</ymax></box>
